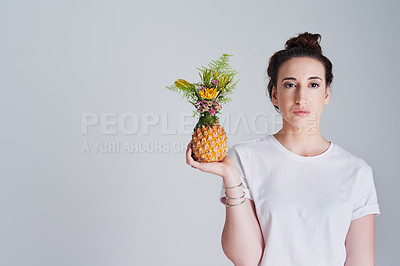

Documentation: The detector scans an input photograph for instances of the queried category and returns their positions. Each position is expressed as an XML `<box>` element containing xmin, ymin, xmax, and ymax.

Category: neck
<box><xmin>273</xmin><ymin>117</ymin><xmax>330</xmax><ymax>157</ymax></box>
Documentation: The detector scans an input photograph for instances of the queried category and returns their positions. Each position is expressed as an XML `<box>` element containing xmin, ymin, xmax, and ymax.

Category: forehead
<box><xmin>278</xmin><ymin>57</ymin><xmax>325</xmax><ymax>79</ymax></box>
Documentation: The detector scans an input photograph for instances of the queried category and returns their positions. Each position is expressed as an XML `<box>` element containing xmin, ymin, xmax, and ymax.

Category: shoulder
<box><xmin>334</xmin><ymin>143</ymin><xmax>373</xmax><ymax>172</ymax></box>
<box><xmin>228</xmin><ymin>136</ymin><xmax>269</xmax><ymax>156</ymax></box>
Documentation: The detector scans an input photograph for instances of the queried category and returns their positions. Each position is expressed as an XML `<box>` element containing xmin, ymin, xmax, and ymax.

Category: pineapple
<box><xmin>166</xmin><ymin>54</ymin><xmax>239</xmax><ymax>162</ymax></box>
<box><xmin>191</xmin><ymin>123</ymin><xmax>227</xmax><ymax>162</ymax></box>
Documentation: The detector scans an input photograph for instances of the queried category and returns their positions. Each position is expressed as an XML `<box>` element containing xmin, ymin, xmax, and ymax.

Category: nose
<box><xmin>295</xmin><ymin>86</ymin><xmax>308</xmax><ymax>105</ymax></box>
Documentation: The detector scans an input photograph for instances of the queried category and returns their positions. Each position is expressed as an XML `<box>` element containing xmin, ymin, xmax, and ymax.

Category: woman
<box><xmin>186</xmin><ymin>32</ymin><xmax>381</xmax><ymax>266</ymax></box>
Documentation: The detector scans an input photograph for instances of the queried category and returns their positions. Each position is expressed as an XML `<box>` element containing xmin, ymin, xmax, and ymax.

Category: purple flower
<box><xmin>210</xmin><ymin>108</ymin><xmax>215</xmax><ymax>115</ymax></box>
<box><xmin>211</xmin><ymin>80</ymin><xmax>218</xmax><ymax>86</ymax></box>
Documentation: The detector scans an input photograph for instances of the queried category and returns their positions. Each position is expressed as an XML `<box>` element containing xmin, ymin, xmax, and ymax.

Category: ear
<box><xmin>272</xmin><ymin>86</ymin><xmax>278</xmax><ymax>106</ymax></box>
<box><xmin>324</xmin><ymin>86</ymin><xmax>330</xmax><ymax>105</ymax></box>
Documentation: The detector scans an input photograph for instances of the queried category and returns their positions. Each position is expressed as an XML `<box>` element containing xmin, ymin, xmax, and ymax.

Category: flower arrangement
<box><xmin>167</xmin><ymin>54</ymin><xmax>239</xmax><ymax>129</ymax></box>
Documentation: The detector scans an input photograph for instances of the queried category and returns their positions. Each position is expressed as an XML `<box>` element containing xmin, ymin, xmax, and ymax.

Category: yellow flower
<box><xmin>199</xmin><ymin>88</ymin><xmax>218</xmax><ymax>99</ymax></box>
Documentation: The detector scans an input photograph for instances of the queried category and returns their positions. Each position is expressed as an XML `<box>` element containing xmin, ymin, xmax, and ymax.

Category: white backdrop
<box><xmin>1</xmin><ymin>0</ymin><xmax>399</xmax><ymax>265</ymax></box>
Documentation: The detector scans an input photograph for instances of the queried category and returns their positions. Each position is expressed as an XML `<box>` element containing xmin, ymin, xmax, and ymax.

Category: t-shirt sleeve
<box><xmin>351</xmin><ymin>164</ymin><xmax>381</xmax><ymax>220</ymax></box>
<box><xmin>219</xmin><ymin>146</ymin><xmax>253</xmax><ymax>205</ymax></box>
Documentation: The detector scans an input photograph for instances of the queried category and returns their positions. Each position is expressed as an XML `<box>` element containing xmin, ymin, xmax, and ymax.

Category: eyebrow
<box><xmin>281</xmin><ymin>76</ymin><xmax>322</xmax><ymax>82</ymax></box>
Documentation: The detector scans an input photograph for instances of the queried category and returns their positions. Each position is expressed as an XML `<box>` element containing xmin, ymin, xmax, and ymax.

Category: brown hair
<box><xmin>266</xmin><ymin>32</ymin><xmax>333</xmax><ymax>113</ymax></box>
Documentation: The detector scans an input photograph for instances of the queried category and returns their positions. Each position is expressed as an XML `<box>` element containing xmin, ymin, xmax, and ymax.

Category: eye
<box><xmin>310</xmin><ymin>83</ymin><xmax>320</xmax><ymax>88</ymax></box>
<box><xmin>284</xmin><ymin>83</ymin><xmax>296</xmax><ymax>88</ymax></box>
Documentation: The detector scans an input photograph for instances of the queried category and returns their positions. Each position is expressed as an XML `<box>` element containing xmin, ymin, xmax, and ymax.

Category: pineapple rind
<box><xmin>191</xmin><ymin>124</ymin><xmax>227</xmax><ymax>162</ymax></box>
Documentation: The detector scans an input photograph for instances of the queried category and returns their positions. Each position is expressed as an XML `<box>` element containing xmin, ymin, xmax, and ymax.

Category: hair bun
<box><xmin>285</xmin><ymin>32</ymin><xmax>322</xmax><ymax>54</ymax></box>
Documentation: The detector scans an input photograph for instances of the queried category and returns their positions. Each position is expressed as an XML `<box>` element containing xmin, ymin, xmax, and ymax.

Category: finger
<box><xmin>186</xmin><ymin>146</ymin><xmax>201</xmax><ymax>169</ymax></box>
<box><xmin>186</xmin><ymin>143</ymin><xmax>193</xmax><ymax>165</ymax></box>
<box><xmin>186</xmin><ymin>142</ymin><xmax>198</xmax><ymax>166</ymax></box>
<box><xmin>185</xmin><ymin>141</ymin><xmax>191</xmax><ymax>153</ymax></box>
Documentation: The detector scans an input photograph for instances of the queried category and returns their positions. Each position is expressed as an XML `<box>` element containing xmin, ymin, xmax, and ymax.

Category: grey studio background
<box><xmin>1</xmin><ymin>0</ymin><xmax>399</xmax><ymax>265</ymax></box>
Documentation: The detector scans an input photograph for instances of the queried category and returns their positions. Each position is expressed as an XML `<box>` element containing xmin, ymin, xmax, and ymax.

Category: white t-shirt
<box><xmin>219</xmin><ymin>135</ymin><xmax>381</xmax><ymax>266</ymax></box>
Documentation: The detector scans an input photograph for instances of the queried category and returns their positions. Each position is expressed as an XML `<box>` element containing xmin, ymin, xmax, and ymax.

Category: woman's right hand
<box><xmin>185</xmin><ymin>141</ymin><xmax>239</xmax><ymax>179</ymax></box>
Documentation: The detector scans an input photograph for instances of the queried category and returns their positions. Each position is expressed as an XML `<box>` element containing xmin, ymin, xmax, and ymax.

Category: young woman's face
<box><xmin>271</xmin><ymin>57</ymin><xmax>330</xmax><ymax>131</ymax></box>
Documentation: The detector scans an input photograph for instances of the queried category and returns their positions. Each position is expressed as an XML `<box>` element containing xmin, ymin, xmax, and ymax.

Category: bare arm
<box><xmin>221</xmin><ymin>174</ymin><xmax>265</xmax><ymax>266</ymax></box>
<box><xmin>344</xmin><ymin>214</ymin><xmax>376</xmax><ymax>266</ymax></box>
<box><xmin>186</xmin><ymin>143</ymin><xmax>264</xmax><ymax>266</ymax></box>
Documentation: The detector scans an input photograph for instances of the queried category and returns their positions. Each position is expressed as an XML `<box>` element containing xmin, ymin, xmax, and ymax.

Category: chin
<box><xmin>286</xmin><ymin>116</ymin><xmax>317</xmax><ymax>130</ymax></box>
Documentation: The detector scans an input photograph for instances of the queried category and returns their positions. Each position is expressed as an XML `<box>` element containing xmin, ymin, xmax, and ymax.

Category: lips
<box><xmin>293</xmin><ymin>109</ymin><xmax>310</xmax><ymax>116</ymax></box>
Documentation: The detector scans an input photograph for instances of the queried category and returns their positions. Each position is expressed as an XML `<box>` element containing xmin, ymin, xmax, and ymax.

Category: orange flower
<box><xmin>199</xmin><ymin>88</ymin><xmax>218</xmax><ymax>99</ymax></box>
